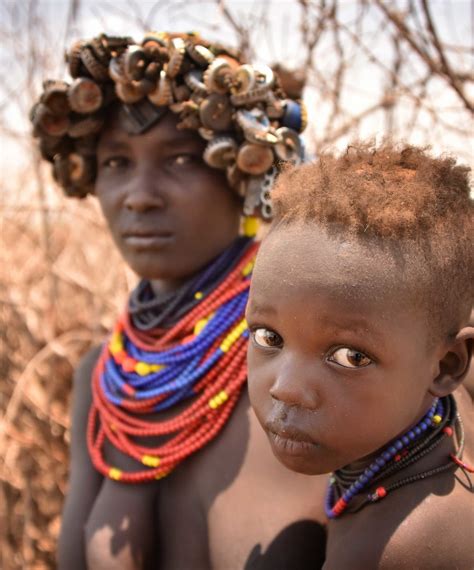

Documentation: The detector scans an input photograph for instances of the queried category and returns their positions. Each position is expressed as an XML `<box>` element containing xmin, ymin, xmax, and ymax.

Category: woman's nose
<box><xmin>269</xmin><ymin>355</ymin><xmax>321</xmax><ymax>411</ymax></box>
<box><xmin>123</xmin><ymin>169</ymin><xmax>166</xmax><ymax>212</ymax></box>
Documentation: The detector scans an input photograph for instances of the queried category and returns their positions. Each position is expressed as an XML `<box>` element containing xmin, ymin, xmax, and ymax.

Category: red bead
<box><xmin>450</xmin><ymin>454</ymin><xmax>474</xmax><ymax>473</ymax></box>
<box><xmin>443</xmin><ymin>427</ymin><xmax>453</xmax><ymax>437</ymax></box>
<box><xmin>376</xmin><ymin>486</ymin><xmax>387</xmax><ymax>498</ymax></box>
<box><xmin>122</xmin><ymin>357</ymin><xmax>137</xmax><ymax>372</ymax></box>
<box><xmin>123</xmin><ymin>384</ymin><xmax>136</xmax><ymax>397</ymax></box>
<box><xmin>394</xmin><ymin>454</ymin><xmax>401</xmax><ymax>462</ymax></box>
<box><xmin>114</xmin><ymin>350</ymin><xmax>127</xmax><ymax>364</ymax></box>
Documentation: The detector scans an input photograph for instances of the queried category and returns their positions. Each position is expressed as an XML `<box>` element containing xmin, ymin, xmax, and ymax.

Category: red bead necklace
<box><xmin>88</xmin><ymin>242</ymin><xmax>258</xmax><ymax>483</ymax></box>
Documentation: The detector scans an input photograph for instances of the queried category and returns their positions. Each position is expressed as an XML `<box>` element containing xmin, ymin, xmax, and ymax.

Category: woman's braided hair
<box><xmin>30</xmin><ymin>32</ymin><xmax>307</xmax><ymax>219</ymax></box>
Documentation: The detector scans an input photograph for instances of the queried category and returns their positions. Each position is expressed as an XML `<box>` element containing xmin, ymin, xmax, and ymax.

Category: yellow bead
<box><xmin>135</xmin><ymin>361</ymin><xmax>152</xmax><ymax>376</ymax></box>
<box><xmin>155</xmin><ymin>470</ymin><xmax>169</xmax><ymax>480</ymax></box>
<box><xmin>150</xmin><ymin>364</ymin><xmax>164</xmax><ymax>373</ymax></box>
<box><xmin>109</xmin><ymin>332</ymin><xmax>123</xmax><ymax>352</ymax></box>
<box><xmin>209</xmin><ymin>399</ymin><xmax>217</xmax><ymax>409</ymax></box>
<box><xmin>109</xmin><ymin>340</ymin><xmax>123</xmax><ymax>355</ymax></box>
<box><xmin>111</xmin><ymin>332</ymin><xmax>122</xmax><ymax>344</ymax></box>
<box><xmin>243</xmin><ymin>216</ymin><xmax>259</xmax><ymax>237</ymax></box>
<box><xmin>220</xmin><ymin>319</ymin><xmax>247</xmax><ymax>352</ymax></box>
<box><xmin>432</xmin><ymin>414</ymin><xmax>442</xmax><ymax>425</ymax></box>
<box><xmin>108</xmin><ymin>467</ymin><xmax>122</xmax><ymax>481</ymax></box>
<box><xmin>242</xmin><ymin>261</ymin><xmax>255</xmax><ymax>276</ymax></box>
<box><xmin>142</xmin><ymin>454</ymin><xmax>161</xmax><ymax>467</ymax></box>
<box><xmin>194</xmin><ymin>291</ymin><xmax>204</xmax><ymax>300</ymax></box>
<box><xmin>194</xmin><ymin>317</ymin><xmax>209</xmax><ymax>336</ymax></box>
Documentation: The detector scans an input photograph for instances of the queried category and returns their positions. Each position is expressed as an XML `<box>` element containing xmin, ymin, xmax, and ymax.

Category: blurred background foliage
<box><xmin>0</xmin><ymin>1</ymin><xmax>472</xmax><ymax>567</ymax></box>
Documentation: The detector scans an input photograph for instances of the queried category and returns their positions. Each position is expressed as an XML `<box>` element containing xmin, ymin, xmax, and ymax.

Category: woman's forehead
<box><xmin>99</xmin><ymin>109</ymin><xmax>203</xmax><ymax>148</ymax></box>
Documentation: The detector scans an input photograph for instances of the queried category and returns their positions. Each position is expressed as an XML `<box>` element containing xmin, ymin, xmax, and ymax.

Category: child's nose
<box><xmin>269</xmin><ymin>355</ymin><xmax>320</xmax><ymax>411</ymax></box>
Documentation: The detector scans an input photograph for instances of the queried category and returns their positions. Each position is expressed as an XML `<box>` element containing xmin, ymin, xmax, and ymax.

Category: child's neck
<box><xmin>326</xmin><ymin>395</ymin><xmax>469</xmax><ymax>519</ymax></box>
<box><xmin>344</xmin><ymin>398</ymin><xmax>438</xmax><ymax>473</ymax></box>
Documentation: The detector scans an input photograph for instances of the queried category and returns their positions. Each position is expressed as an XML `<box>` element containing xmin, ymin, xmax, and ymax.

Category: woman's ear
<box><xmin>429</xmin><ymin>326</ymin><xmax>474</xmax><ymax>398</ymax></box>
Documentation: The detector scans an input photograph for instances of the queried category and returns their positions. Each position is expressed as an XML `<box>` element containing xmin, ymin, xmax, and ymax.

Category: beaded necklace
<box><xmin>88</xmin><ymin>238</ymin><xmax>258</xmax><ymax>483</ymax></box>
<box><xmin>325</xmin><ymin>395</ymin><xmax>473</xmax><ymax>518</ymax></box>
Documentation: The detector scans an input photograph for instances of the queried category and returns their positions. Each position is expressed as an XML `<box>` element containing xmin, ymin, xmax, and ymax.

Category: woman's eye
<box><xmin>252</xmin><ymin>328</ymin><xmax>283</xmax><ymax>349</ymax></box>
<box><xmin>101</xmin><ymin>157</ymin><xmax>129</xmax><ymax>169</ymax></box>
<box><xmin>328</xmin><ymin>348</ymin><xmax>372</xmax><ymax>369</ymax></box>
<box><xmin>170</xmin><ymin>154</ymin><xmax>199</xmax><ymax>167</ymax></box>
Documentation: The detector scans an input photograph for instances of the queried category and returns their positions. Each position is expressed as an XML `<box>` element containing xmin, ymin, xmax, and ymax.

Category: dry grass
<box><xmin>0</xmin><ymin>185</ymin><xmax>132</xmax><ymax>569</ymax></box>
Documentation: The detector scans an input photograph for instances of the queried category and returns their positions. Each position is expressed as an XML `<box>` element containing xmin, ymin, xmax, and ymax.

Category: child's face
<box><xmin>246</xmin><ymin>224</ymin><xmax>440</xmax><ymax>475</ymax></box>
<box><xmin>95</xmin><ymin>111</ymin><xmax>241</xmax><ymax>283</ymax></box>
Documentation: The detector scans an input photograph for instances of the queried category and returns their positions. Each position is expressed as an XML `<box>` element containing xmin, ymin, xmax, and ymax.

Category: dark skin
<box><xmin>246</xmin><ymin>224</ymin><xmax>474</xmax><ymax>569</ymax></box>
<box><xmin>58</xmin><ymin>113</ymin><xmax>328</xmax><ymax>570</ymax></box>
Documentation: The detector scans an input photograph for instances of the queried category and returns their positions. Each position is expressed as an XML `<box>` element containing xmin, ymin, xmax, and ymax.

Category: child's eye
<box><xmin>252</xmin><ymin>328</ymin><xmax>283</xmax><ymax>349</ymax></box>
<box><xmin>328</xmin><ymin>347</ymin><xmax>372</xmax><ymax>369</ymax></box>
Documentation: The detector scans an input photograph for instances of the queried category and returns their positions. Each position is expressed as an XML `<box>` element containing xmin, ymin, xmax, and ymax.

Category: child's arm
<box><xmin>57</xmin><ymin>347</ymin><xmax>103</xmax><ymax>569</ymax></box>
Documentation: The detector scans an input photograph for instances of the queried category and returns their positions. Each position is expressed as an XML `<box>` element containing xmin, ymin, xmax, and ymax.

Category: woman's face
<box><xmin>95</xmin><ymin>110</ymin><xmax>241</xmax><ymax>285</ymax></box>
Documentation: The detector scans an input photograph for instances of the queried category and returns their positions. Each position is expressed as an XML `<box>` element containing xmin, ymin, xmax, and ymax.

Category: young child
<box><xmin>31</xmin><ymin>32</ymin><xmax>328</xmax><ymax>569</ymax></box>
<box><xmin>246</xmin><ymin>144</ymin><xmax>474</xmax><ymax>568</ymax></box>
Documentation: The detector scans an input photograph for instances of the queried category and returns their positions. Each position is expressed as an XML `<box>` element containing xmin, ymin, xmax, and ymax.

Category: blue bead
<box><xmin>415</xmin><ymin>427</ymin><xmax>421</xmax><ymax>435</ymax></box>
<box><xmin>360</xmin><ymin>475</ymin><xmax>369</xmax><ymax>484</ymax></box>
<box><xmin>354</xmin><ymin>481</ymin><xmax>363</xmax><ymax>490</ymax></box>
<box><xmin>372</xmin><ymin>464</ymin><xmax>381</xmax><ymax>472</ymax></box>
<box><xmin>281</xmin><ymin>100</ymin><xmax>303</xmax><ymax>132</ymax></box>
<box><xmin>381</xmin><ymin>452</ymin><xmax>390</xmax><ymax>462</ymax></box>
<box><xmin>395</xmin><ymin>441</ymin><xmax>403</xmax><ymax>450</ymax></box>
<box><xmin>388</xmin><ymin>446</ymin><xmax>397</xmax><ymax>455</ymax></box>
<box><xmin>402</xmin><ymin>436</ymin><xmax>410</xmax><ymax>445</ymax></box>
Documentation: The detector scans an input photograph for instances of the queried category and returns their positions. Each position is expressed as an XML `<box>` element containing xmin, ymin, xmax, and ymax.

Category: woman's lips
<box><xmin>122</xmin><ymin>232</ymin><xmax>174</xmax><ymax>249</ymax></box>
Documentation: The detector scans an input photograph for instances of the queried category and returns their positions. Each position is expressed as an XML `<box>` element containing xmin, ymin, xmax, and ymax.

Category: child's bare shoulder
<box><xmin>326</xmin><ymin>482</ymin><xmax>473</xmax><ymax>569</ymax></box>
<box><xmin>381</xmin><ymin>484</ymin><xmax>473</xmax><ymax>569</ymax></box>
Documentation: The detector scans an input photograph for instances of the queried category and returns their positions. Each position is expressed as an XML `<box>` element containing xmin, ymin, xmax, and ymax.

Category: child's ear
<box><xmin>429</xmin><ymin>326</ymin><xmax>474</xmax><ymax>398</ymax></box>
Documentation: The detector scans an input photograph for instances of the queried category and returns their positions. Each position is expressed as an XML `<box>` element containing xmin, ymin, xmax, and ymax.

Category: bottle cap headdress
<box><xmin>30</xmin><ymin>32</ymin><xmax>307</xmax><ymax>219</ymax></box>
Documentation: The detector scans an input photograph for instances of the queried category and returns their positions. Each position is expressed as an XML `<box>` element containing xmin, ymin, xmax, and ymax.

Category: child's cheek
<box><xmin>247</xmin><ymin>349</ymin><xmax>272</xmax><ymax>423</ymax></box>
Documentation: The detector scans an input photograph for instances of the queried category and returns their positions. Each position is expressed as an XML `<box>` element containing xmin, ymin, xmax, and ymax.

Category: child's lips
<box><xmin>265</xmin><ymin>420</ymin><xmax>320</xmax><ymax>457</ymax></box>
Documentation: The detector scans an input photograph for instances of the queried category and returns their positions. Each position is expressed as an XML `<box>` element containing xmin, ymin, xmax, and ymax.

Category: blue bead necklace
<box><xmin>325</xmin><ymin>396</ymin><xmax>464</xmax><ymax>518</ymax></box>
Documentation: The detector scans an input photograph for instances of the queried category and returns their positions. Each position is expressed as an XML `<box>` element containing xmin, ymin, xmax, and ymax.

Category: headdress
<box><xmin>30</xmin><ymin>32</ymin><xmax>307</xmax><ymax>219</ymax></box>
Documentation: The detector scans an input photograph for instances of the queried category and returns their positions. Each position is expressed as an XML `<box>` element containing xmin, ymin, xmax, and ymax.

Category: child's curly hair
<box><xmin>271</xmin><ymin>143</ymin><xmax>473</xmax><ymax>340</ymax></box>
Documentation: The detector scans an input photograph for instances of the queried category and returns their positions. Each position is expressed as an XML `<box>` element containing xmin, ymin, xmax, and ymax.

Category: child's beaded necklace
<box><xmin>88</xmin><ymin>237</ymin><xmax>258</xmax><ymax>483</ymax></box>
<box><xmin>325</xmin><ymin>394</ymin><xmax>473</xmax><ymax>518</ymax></box>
